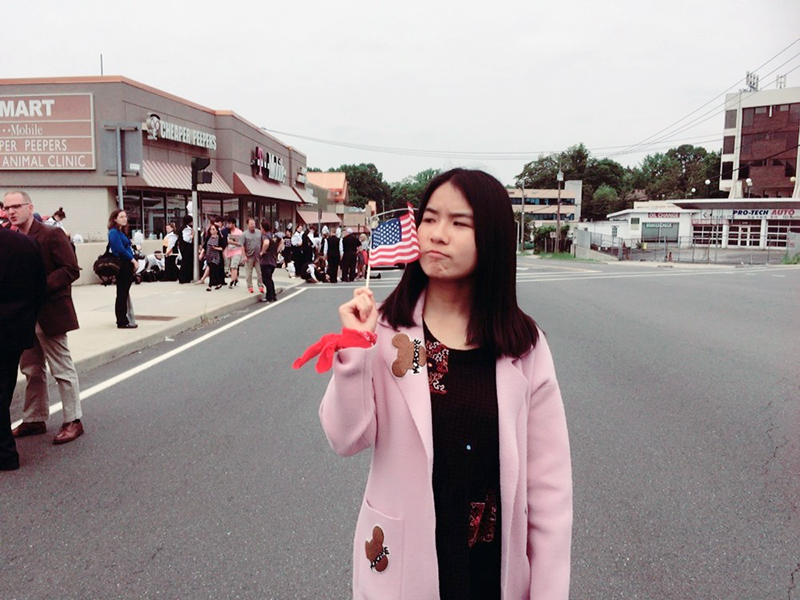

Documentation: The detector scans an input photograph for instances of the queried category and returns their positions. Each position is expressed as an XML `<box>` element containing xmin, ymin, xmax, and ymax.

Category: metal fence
<box><xmin>581</xmin><ymin>232</ymin><xmax>790</xmax><ymax>265</ymax></box>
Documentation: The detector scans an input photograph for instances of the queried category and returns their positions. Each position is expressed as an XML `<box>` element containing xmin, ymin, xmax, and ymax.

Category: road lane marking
<box><xmin>515</xmin><ymin>266</ymin><xmax>800</xmax><ymax>283</ymax></box>
<box><xmin>11</xmin><ymin>288</ymin><xmax>308</xmax><ymax>428</ymax></box>
<box><xmin>301</xmin><ymin>266</ymin><xmax>800</xmax><ymax>288</ymax></box>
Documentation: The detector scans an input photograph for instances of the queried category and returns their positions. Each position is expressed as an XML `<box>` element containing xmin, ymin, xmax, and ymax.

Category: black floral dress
<box><xmin>425</xmin><ymin>323</ymin><xmax>501</xmax><ymax>600</ymax></box>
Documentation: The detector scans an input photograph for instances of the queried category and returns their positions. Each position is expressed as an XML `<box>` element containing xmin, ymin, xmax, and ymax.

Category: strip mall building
<box><xmin>0</xmin><ymin>76</ymin><xmax>317</xmax><ymax>243</ymax></box>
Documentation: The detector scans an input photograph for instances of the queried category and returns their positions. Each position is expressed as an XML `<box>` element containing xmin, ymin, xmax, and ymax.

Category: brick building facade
<box><xmin>720</xmin><ymin>86</ymin><xmax>800</xmax><ymax>199</ymax></box>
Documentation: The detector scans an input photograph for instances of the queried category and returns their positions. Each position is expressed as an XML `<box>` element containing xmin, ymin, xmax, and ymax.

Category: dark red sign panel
<box><xmin>0</xmin><ymin>93</ymin><xmax>95</xmax><ymax>170</ymax></box>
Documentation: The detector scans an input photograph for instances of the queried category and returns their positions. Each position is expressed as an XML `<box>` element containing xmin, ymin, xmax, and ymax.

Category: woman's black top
<box><xmin>425</xmin><ymin>323</ymin><xmax>501</xmax><ymax>600</ymax></box>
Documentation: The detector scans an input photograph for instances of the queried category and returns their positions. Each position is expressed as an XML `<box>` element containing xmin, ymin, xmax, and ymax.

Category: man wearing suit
<box><xmin>4</xmin><ymin>191</ymin><xmax>85</xmax><ymax>445</ymax></box>
<box><xmin>340</xmin><ymin>228</ymin><xmax>360</xmax><ymax>282</ymax></box>
<box><xmin>0</xmin><ymin>227</ymin><xmax>46</xmax><ymax>470</ymax></box>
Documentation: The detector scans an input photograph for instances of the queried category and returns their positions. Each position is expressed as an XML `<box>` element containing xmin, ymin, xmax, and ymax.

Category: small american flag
<box><xmin>369</xmin><ymin>204</ymin><xmax>420</xmax><ymax>267</ymax></box>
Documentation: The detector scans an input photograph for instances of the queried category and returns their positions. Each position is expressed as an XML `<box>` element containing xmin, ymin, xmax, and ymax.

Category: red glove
<box><xmin>293</xmin><ymin>328</ymin><xmax>377</xmax><ymax>373</ymax></box>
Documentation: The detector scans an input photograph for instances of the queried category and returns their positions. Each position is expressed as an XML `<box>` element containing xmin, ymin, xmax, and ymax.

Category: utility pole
<box><xmin>556</xmin><ymin>161</ymin><xmax>564</xmax><ymax>252</ymax></box>
<box><xmin>518</xmin><ymin>180</ymin><xmax>525</xmax><ymax>253</ymax></box>
<box><xmin>191</xmin><ymin>157</ymin><xmax>212</xmax><ymax>282</ymax></box>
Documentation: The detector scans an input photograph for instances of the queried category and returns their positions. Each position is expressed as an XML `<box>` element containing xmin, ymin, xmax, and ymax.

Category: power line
<box><xmin>265</xmin><ymin>126</ymin><xmax>724</xmax><ymax>163</ymax></box>
<box><xmin>263</xmin><ymin>43</ymin><xmax>799</xmax><ymax>165</ymax></box>
<box><xmin>605</xmin><ymin>36</ymin><xmax>800</xmax><ymax>159</ymax></box>
<box><xmin>614</xmin><ymin>50</ymin><xmax>800</xmax><ymax>157</ymax></box>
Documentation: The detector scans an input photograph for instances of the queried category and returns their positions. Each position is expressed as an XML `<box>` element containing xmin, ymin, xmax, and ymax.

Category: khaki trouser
<box><xmin>244</xmin><ymin>257</ymin><xmax>263</xmax><ymax>289</ymax></box>
<box><xmin>19</xmin><ymin>323</ymin><xmax>82</xmax><ymax>423</ymax></box>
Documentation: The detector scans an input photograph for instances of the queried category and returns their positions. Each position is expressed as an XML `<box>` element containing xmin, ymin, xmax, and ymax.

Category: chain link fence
<box><xmin>578</xmin><ymin>231</ymin><xmax>791</xmax><ymax>265</ymax></box>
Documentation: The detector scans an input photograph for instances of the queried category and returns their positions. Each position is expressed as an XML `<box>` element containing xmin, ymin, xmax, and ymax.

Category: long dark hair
<box><xmin>379</xmin><ymin>168</ymin><xmax>539</xmax><ymax>357</ymax></box>
<box><xmin>108</xmin><ymin>208</ymin><xmax>128</xmax><ymax>235</ymax></box>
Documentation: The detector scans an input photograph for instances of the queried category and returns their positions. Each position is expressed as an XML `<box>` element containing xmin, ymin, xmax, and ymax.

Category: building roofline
<box><xmin>0</xmin><ymin>76</ymin><xmax>301</xmax><ymax>155</ymax></box>
<box><xmin>0</xmin><ymin>76</ymin><xmax>218</xmax><ymax>114</ymax></box>
<box><xmin>673</xmin><ymin>198</ymin><xmax>800</xmax><ymax>210</ymax></box>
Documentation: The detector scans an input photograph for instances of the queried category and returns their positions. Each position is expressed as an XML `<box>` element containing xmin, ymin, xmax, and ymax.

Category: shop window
<box><xmin>754</xmin><ymin>106</ymin><xmax>767</xmax><ymax>115</ymax></box>
<box><xmin>779</xmin><ymin>104</ymin><xmax>789</xmax><ymax>112</ymax></box>
<box><xmin>738</xmin><ymin>164</ymin><xmax>750</xmax><ymax>180</ymax></box>
<box><xmin>724</xmin><ymin>110</ymin><xmax>737</xmax><ymax>129</ymax></box>
<box><xmin>721</xmin><ymin>161</ymin><xmax>734</xmax><ymax>180</ymax></box>
<box><xmin>143</xmin><ymin>192</ymin><xmax>166</xmax><ymax>239</ymax></box>
<box><xmin>200</xmin><ymin>199</ymin><xmax>222</xmax><ymax>230</ymax></box>
<box><xmin>790</xmin><ymin>104</ymin><xmax>800</xmax><ymax>123</ymax></box>
<box><xmin>222</xmin><ymin>198</ymin><xmax>240</xmax><ymax>227</ymax></box>
<box><xmin>722</xmin><ymin>136</ymin><xmax>735</xmax><ymax>154</ymax></box>
<box><xmin>692</xmin><ymin>225</ymin><xmax>722</xmax><ymax>245</ymax></box>
<box><xmin>122</xmin><ymin>193</ymin><xmax>143</xmax><ymax>236</ymax></box>
<box><xmin>740</xmin><ymin>134</ymin><xmax>754</xmax><ymax>155</ymax></box>
<box><xmin>167</xmin><ymin>194</ymin><xmax>188</xmax><ymax>230</ymax></box>
<box><xmin>742</xmin><ymin>108</ymin><xmax>754</xmax><ymax>127</ymax></box>
<box><xmin>785</xmin><ymin>160</ymin><xmax>796</xmax><ymax>178</ymax></box>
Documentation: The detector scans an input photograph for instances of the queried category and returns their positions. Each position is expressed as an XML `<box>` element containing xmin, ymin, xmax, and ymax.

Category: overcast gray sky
<box><xmin>3</xmin><ymin>0</ymin><xmax>799</xmax><ymax>186</ymax></box>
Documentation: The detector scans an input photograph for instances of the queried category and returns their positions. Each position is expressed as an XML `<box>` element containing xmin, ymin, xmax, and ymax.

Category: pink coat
<box><xmin>320</xmin><ymin>295</ymin><xmax>572</xmax><ymax>599</ymax></box>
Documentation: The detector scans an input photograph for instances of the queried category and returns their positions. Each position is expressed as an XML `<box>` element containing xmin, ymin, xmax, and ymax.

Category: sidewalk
<box><xmin>14</xmin><ymin>270</ymin><xmax>303</xmax><ymax>396</ymax></box>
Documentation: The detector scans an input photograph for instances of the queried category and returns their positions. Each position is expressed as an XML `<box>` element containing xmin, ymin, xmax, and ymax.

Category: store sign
<box><xmin>144</xmin><ymin>113</ymin><xmax>217</xmax><ymax>149</ymax></box>
<box><xmin>733</xmin><ymin>209</ymin><xmax>796</xmax><ymax>220</ymax></box>
<box><xmin>0</xmin><ymin>93</ymin><xmax>95</xmax><ymax>170</ymax></box>
<box><xmin>251</xmin><ymin>146</ymin><xmax>286</xmax><ymax>183</ymax></box>
<box><xmin>647</xmin><ymin>212</ymin><xmax>679</xmax><ymax>218</ymax></box>
<box><xmin>643</xmin><ymin>222</ymin><xmax>677</xmax><ymax>229</ymax></box>
<box><xmin>692</xmin><ymin>219</ymin><xmax>729</xmax><ymax>225</ymax></box>
<box><xmin>296</xmin><ymin>166</ymin><xmax>307</xmax><ymax>184</ymax></box>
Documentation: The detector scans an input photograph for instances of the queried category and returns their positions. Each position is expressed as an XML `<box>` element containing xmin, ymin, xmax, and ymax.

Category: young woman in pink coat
<box><xmin>318</xmin><ymin>169</ymin><xmax>572</xmax><ymax>599</ymax></box>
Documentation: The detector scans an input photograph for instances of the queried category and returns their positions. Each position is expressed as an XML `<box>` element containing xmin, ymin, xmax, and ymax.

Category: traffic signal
<box><xmin>191</xmin><ymin>157</ymin><xmax>212</xmax><ymax>187</ymax></box>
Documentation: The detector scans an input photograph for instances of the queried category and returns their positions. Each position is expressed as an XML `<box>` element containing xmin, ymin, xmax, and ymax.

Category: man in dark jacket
<box><xmin>323</xmin><ymin>227</ymin><xmax>342</xmax><ymax>283</ymax></box>
<box><xmin>0</xmin><ymin>227</ymin><xmax>46</xmax><ymax>470</ymax></box>
<box><xmin>341</xmin><ymin>228</ymin><xmax>360</xmax><ymax>282</ymax></box>
<box><xmin>4</xmin><ymin>191</ymin><xmax>84</xmax><ymax>445</ymax></box>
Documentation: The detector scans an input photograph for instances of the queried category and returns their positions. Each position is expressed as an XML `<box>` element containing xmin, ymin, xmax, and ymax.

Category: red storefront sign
<box><xmin>0</xmin><ymin>93</ymin><xmax>95</xmax><ymax>170</ymax></box>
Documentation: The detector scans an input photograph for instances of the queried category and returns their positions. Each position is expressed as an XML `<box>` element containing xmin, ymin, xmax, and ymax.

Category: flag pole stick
<box><xmin>365</xmin><ymin>221</ymin><xmax>373</xmax><ymax>290</ymax></box>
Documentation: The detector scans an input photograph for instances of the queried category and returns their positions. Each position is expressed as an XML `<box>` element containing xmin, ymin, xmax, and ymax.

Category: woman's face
<box><xmin>115</xmin><ymin>211</ymin><xmax>128</xmax><ymax>227</ymax></box>
<box><xmin>418</xmin><ymin>182</ymin><xmax>478</xmax><ymax>282</ymax></box>
<box><xmin>209</xmin><ymin>224</ymin><xmax>218</xmax><ymax>236</ymax></box>
<box><xmin>166</xmin><ymin>225</ymin><xmax>173</xmax><ymax>234</ymax></box>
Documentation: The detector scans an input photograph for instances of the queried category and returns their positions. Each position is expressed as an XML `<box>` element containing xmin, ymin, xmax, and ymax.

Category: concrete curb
<box><xmin>71</xmin><ymin>293</ymin><xmax>264</xmax><ymax>373</ymax></box>
<box><xmin>12</xmin><ymin>279</ymin><xmax>304</xmax><ymax>406</ymax></box>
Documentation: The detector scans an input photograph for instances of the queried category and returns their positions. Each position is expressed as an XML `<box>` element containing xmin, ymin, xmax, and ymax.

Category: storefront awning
<box><xmin>233</xmin><ymin>172</ymin><xmax>301</xmax><ymax>202</ymax></box>
<box><xmin>136</xmin><ymin>160</ymin><xmax>234</xmax><ymax>194</ymax></box>
<box><xmin>293</xmin><ymin>186</ymin><xmax>318</xmax><ymax>205</ymax></box>
<box><xmin>297</xmin><ymin>210</ymin><xmax>342</xmax><ymax>225</ymax></box>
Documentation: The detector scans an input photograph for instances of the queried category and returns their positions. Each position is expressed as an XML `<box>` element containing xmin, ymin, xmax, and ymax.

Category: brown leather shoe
<box><xmin>53</xmin><ymin>420</ymin><xmax>84</xmax><ymax>445</ymax></box>
<box><xmin>11</xmin><ymin>421</ymin><xmax>46</xmax><ymax>438</ymax></box>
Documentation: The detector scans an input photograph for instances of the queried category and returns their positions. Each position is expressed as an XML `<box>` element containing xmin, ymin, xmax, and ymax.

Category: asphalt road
<box><xmin>2</xmin><ymin>261</ymin><xmax>798</xmax><ymax>600</ymax></box>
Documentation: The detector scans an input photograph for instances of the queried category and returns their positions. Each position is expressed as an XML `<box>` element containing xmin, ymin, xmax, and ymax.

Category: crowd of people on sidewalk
<box><xmin>0</xmin><ymin>191</ymin><xmax>375</xmax><ymax>472</ymax></box>
<box><xmin>284</xmin><ymin>224</ymin><xmax>373</xmax><ymax>284</ymax></box>
<box><xmin>113</xmin><ymin>214</ymin><xmax>375</xmax><ymax>293</ymax></box>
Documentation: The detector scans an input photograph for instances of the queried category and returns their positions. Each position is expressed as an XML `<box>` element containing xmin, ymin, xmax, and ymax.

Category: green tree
<box><xmin>591</xmin><ymin>184</ymin><xmax>620</xmax><ymax>219</ymax></box>
<box><xmin>516</xmin><ymin>143</ymin><xmax>628</xmax><ymax>221</ymax></box>
<box><xmin>390</xmin><ymin>168</ymin><xmax>441</xmax><ymax>211</ymax></box>
<box><xmin>635</xmin><ymin>152</ymin><xmax>682</xmax><ymax>199</ymax></box>
<box><xmin>628</xmin><ymin>145</ymin><xmax>724</xmax><ymax>200</ymax></box>
<box><xmin>330</xmin><ymin>163</ymin><xmax>391</xmax><ymax>211</ymax></box>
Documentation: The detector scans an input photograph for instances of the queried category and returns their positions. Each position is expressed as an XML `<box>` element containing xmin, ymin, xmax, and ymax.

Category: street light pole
<box><xmin>705</xmin><ymin>178</ymin><xmax>711</xmax><ymax>198</ymax></box>
<box><xmin>556</xmin><ymin>163</ymin><xmax>564</xmax><ymax>253</ymax></box>
<box><xmin>519</xmin><ymin>181</ymin><xmax>525</xmax><ymax>253</ymax></box>
<box><xmin>746</xmin><ymin>177</ymin><xmax>753</xmax><ymax>198</ymax></box>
